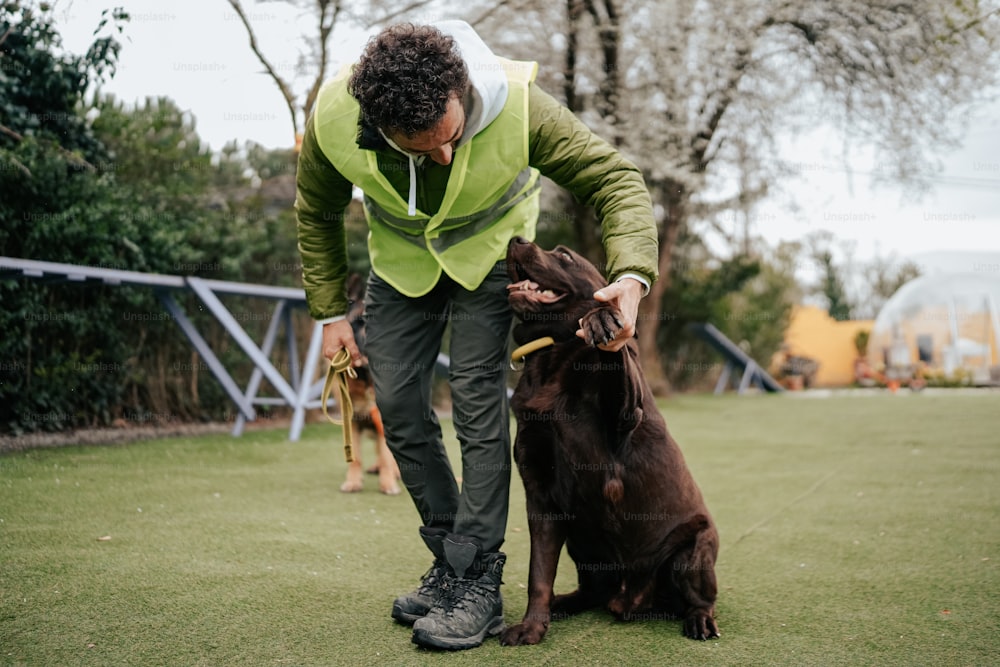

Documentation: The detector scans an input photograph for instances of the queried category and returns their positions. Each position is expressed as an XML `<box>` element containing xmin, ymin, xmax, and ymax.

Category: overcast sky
<box><xmin>54</xmin><ymin>0</ymin><xmax>1000</xmax><ymax>275</ymax></box>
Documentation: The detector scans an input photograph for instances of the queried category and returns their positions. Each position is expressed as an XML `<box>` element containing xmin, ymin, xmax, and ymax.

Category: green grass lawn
<box><xmin>2</xmin><ymin>392</ymin><xmax>998</xmax><ymax>666</ymax></box>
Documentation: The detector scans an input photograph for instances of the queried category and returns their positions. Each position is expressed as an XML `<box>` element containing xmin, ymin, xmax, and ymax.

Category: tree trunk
<box><xmin>564</xmin><ymin>0</ymin><xmax>582</xmax><ymax>112</ymax></box>
<box><xmin>637</xmin><ymin>180</ymin><xmax>686</xmax><ymax>396</ymax></box>
<box><xmin>570</xmin><ymin>197</ymin><xmax>603</xmax><ymax>264</ymax></box>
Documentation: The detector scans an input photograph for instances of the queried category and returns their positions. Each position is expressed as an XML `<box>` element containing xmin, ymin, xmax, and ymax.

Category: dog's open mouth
<box><xmin>507</xmin><ymin>279</ymin><xmax>566</xmax><ymax>304</ymax></box>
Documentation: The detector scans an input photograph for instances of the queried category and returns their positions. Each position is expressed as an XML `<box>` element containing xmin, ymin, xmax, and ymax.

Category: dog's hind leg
<box><xmin>550</xmin><ymin>590</ymin><xmax>593</xmax><ymax>619</ymax></box>
<box><xmin>550</xmin><ymin>561</ymin><xmax>611</xmax><ymax>619</ymax></box>
<box><xmin>374</xmin><ymin>423</ymin><xmax>401</xmax><ymax>495</ymax></box>
<box><xmin>608</xmin><ymin>575</ymin><xmax>658</xmax><ymax>621</ymax></box>
<box><xmin>659</xmin><ymin>517</ymin><xmax>720</xmax><ymax>640</ymax></box>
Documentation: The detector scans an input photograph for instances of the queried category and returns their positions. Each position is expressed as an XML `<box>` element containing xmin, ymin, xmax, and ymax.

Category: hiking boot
<box><xmin>411</xmin><ymin>534</ymin><xmax>506</xmax><ymax>650</ymax></box>
<box><xmin>391</xmin><ymin>527</ymin><xmax>449</xmax><ymax>625</ymax></box>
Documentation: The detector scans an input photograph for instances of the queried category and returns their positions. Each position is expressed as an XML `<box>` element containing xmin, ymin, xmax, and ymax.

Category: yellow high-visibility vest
<box><xmin>314</xmin><ymin>58</ymin><xmax>541</xmax><ymax>296</ymax></box>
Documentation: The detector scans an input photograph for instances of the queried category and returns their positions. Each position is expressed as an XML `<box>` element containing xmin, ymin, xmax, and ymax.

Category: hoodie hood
<box><xmin>436</xmin><ymin>20</ymin><xmax>509</xmax><ymax>146</ymax></box>
<box><xmin>378</xmin><ymin>20</ymin><xmax>510</xmax><ymax>216</ymax></box>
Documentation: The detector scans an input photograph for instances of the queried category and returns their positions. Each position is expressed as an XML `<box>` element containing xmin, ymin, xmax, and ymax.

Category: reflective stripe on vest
<box><xmin>314</xmin><ymin>57</ymin><xmax>541</xmax><ymax>296</ymax></box>
<box><xmin>363</xmin><ymin>166</ymin><xmax>540</xmax><ymax>250</ymax></box>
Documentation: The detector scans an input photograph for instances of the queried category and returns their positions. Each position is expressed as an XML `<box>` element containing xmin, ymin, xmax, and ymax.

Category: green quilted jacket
<box><xmin>294</xmin><ymin>83</ymin><xmax>659</xmax><ymax>320</ymax></box>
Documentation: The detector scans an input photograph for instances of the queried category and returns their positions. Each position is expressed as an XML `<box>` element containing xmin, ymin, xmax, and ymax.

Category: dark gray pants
<box><xmin>363</xmin><ymin>263</ymin><xmax>512</xmax><ymax>553</ymax></box>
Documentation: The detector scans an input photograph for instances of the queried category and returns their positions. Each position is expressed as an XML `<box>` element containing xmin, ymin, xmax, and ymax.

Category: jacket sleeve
<box><xmin>527</xmin><ymin>83</ymin><xmax>659</xmax><ymax>287</ymax></box>
<box><xmin>294</xmin><ymin>111</ymin><xmax>356</xmax><ymax>320</ymax></box>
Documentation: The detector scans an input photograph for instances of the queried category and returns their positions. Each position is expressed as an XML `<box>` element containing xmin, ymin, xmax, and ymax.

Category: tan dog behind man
<box><xmin>340</xmin><ymin>273</ymin><xmax>401</xmax><ymax>495</ymax></box>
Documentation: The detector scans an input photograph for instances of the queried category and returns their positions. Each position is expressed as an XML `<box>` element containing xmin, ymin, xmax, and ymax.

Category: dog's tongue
<box><xmin>507</xmin><ymin>279</ymin><xmax>538</xmax><ymax>292</ymax></box>
<box><xmin>507</xmin><ymin>279</ymin><xmax>565</xmax><ymax>303</ymax></box>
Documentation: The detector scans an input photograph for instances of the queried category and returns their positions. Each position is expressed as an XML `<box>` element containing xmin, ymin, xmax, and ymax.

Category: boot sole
<box><xmin>411</xmin><ymin>615</ymin><xmax>505</xmax><ymax>650</ymax></box>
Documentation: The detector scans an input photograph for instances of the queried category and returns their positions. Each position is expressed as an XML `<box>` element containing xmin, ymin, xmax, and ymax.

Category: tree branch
<box><xmin>226</xmin><ymin>0</ymin><xmax>300</xmax><ymax>138</ymax></box>
<box><xmin>469</xmin><ymin>0</ymin><xmax>516</xmax><ymax>27</ymax></box>
<box><xmin>0</xmin><ymin>153</ymin><xmax>32</xmax><ymax>177</ymax></box>
<box><xmin>936</xmin><ymin>6</ymin><xmax>1000</xmax><ymax>42</ymax></box>
<box><xmin>303</xmin><ymin>0</ymin><xmax>341</xmax><ymax>124</ymax></box>
<box><xmin>592</xmin><ymin>0</ymin><xmax>621</xmax><ymax>143</ymax></box>
<box><xmin>564</xmin><ymin>0</ymin><xmax>583</xmax><ymax>112</ymax></box>
<box><xmin>364</xmin><ymin>0</ymin><xmax>440</xmax><ymax>29</ymax></box>
<box><xmin>0</xmin><ymin>123</ymin><xmax>96</xmax><ymax>172</ymax></box>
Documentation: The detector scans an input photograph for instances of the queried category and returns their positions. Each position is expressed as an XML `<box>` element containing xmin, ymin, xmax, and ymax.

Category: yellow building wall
<box><xmin>775</xmin><ymin>305</ymin><xmax>874</xmax><ymax>387</ymax></box>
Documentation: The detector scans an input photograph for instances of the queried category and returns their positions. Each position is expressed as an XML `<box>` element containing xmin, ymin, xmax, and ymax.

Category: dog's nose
<box><xmin>510</xmin><ymin>236</ymin><xmax>530</xmax><ymax>246</ymax></box>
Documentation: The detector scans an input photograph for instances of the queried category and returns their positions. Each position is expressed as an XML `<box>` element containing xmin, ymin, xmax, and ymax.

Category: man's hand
<box><xmin>576</xmin><ymin>277</ymin><xmax>644</xmax><ymax>352</ymax></box>
<box><xmin>323</xmin><ymin>319</ymin><xmax>363</xmax><ymax>367</ymax></box>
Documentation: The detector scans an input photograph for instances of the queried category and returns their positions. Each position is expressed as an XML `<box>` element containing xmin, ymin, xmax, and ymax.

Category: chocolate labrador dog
<box><xmin>500</xmin><ymin>237</ymin><xmax>720</xmax><ymax>646</ymax></box>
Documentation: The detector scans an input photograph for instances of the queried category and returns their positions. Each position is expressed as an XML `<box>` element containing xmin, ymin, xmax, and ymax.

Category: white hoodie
<box><xmin>379</xmin><ymin>20</ymin><xmax>511</xmax><ymax>216</ymax></box>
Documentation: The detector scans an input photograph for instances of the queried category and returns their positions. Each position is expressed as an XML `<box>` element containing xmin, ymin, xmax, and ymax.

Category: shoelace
<box><xmin>437</xmin><ymin>577</ymin><xmax>496</xmax><ymax>616</ymax></box>
<box><xmin>417</xmin><ymin>564</ymin><xmax>450</xmax><ymax>596</ymax></box>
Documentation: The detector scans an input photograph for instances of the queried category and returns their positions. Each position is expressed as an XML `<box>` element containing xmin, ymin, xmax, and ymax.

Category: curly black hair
<box><xmin>348</xmin><ymin>24</ymin><xmax>469</xmax><ymax>138</ymax></box>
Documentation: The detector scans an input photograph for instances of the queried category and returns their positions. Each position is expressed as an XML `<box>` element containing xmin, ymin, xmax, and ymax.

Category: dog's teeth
<box><xmin>541</xmin><ymin>290</ymin><xmax>555</xmax><ymax>297</ymax></box>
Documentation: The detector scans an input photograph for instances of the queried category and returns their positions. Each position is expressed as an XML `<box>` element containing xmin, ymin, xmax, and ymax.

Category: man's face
<box><xmin>387</xmin><ymin>96</ymin><xmax>465</xmax><ymax>166</ymax></box>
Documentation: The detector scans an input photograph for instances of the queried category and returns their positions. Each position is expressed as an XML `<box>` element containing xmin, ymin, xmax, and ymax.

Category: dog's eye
<box><xmin>557</xmin><ymin>248</ymin><xmax>574</xmax><ymax>262</ymax></box>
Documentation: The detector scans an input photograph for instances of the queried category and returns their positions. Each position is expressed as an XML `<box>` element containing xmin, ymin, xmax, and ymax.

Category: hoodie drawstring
<box><xmin>380</xmin><ymin>129</ymin><xmax>420</xmax><ymax>216</ymax></box>
<box><xmin>407</xmin><ymin>156</ymin><xmax>417</xmax><ymax>216</ymax></box>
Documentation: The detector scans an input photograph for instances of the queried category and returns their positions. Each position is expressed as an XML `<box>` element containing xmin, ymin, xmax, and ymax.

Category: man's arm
<box><xmin>526</xmin><ymin>83</ymin><xmax>659</xmax><ymax>351</ymax></box>
<box><xmin>295</xmin><ymin>112</ymin><xmax>363</xmax><ymax>363</ymax></box>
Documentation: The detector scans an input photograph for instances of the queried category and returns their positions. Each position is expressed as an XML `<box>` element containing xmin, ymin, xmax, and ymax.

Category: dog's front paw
<box><xmin>500</xmin><ymin>620</ymin><xmax>548</xmax><ymax>646</ymax></box>
<box><xmin>683</xmin><ymin>609</ymin><xmax>720</xmax><ymax>640</ymax></box>
<box><xmin>580</xmin><ymin>306</ymin><xmax>625</xmax><ymax>347</ymax></box>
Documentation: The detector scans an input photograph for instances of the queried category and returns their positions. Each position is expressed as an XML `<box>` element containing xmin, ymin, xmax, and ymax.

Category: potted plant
<box><xmin>852</xmin><ymin>329</ymin><xmax>878</xmax><ymax>386</ymax></box>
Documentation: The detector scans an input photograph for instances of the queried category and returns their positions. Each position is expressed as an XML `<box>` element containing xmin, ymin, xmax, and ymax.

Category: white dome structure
<box><xmin>868</xmin><ymin>272</ymin><xmax>1000</xmax><ymax>385</ymax></box>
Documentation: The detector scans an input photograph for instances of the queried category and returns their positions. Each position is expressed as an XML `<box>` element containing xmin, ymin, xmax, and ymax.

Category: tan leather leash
<box><xmin>321</xmin><ymin>348</ymin><xmax>358</xmax><ymax>463</ymax></box>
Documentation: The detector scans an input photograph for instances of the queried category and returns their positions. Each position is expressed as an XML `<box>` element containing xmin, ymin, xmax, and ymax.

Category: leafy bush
<box><xmin>0</xmin><ymin>4</ymin><xmax>306</xmax><ymax>434</ymax></box>
<box><xmin>657</xmin><ymin>232</ymin><xmax>798</xmax><ymax>391</ymax></box>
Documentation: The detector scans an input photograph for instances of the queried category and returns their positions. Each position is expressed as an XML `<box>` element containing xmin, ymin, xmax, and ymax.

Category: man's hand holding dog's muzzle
<box><xmin>576</xmin><ymin>277</ymin><xmax>644</xmax><ymax>352</ymax></box>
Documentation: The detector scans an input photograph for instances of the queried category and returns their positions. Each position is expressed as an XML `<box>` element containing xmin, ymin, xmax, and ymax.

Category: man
<box><xmin>295</xmin><ymin>20</ymin><xmax>658</xmax><ymax>650</ymax></box>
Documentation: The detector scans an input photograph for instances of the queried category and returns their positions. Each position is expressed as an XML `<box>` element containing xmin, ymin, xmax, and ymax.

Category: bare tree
<box><xmin>232</xmin><ymin>0</ymin><xmax>998</xmax><ymax>392</ymax></box>
<box><xmin>857</xmin><ymin>254</ymin><xmax>923</xmax><ymax>320</ymax></box>
<box><xmin>478</xmin><ymin>0</ymin><xmax>999</xmax><ymax>392</ymax></box>
<box><xmin>807</xmin><ymin>230</ymin><xmax>856</xmax><ymax>321</ymax></box>
<box><xmin>559</xmin><ymin>0</ymin><xmax>624</xmax><ymax>261</ymax></box>
<box><xmin>225</xmin><ymin>0</ymin><xmax>340</xmax><ymax>143</ymax></box>
<box><xmin>225</xmin><ymin>0</ymin><xmax>442</xmax><ymax>144</ymax></box>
